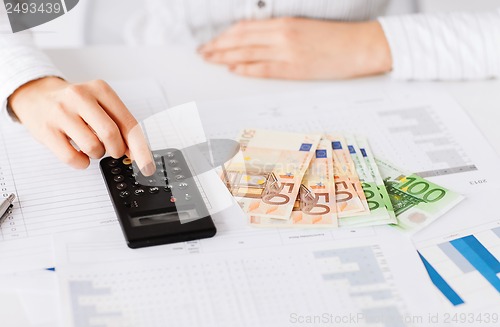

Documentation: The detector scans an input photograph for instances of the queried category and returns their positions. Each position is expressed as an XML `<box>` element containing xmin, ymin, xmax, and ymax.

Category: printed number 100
<box><xmin>398</xmin><ymin>177</ymin><xmax>446</xmax><ymax>202</ymax></box>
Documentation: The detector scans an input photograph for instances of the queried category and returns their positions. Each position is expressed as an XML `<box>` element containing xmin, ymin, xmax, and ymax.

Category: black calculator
<box><xmin>100</xmin><ymin>149</ymin><xmax>216</xmax><ymax>249</ymax></box>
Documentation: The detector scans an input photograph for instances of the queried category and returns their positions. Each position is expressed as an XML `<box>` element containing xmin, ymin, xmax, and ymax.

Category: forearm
<box><xmin>0</xmin><ymin>6</ymin><xmax>63</xmax><ymax>121</ymax></box>
<box><xmin>379</xmin><ymin>9</ymin><xmax>500</xmax><ymax>80</ymax></box>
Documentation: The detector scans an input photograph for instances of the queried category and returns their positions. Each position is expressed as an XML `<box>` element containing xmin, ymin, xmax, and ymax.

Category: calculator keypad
<box><xmin>100</xmin><ymin>148</ymin><xmax>216</xmax><ymax>248</ymax></box>
<box><xmin>102</xmin><ymin>149</ymin><xmax>200</xmax><ymax>216</ymax></box>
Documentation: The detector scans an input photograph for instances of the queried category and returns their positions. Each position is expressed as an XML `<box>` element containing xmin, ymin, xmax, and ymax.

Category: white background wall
<box><xmin>32</xmin><ymin>0</ymin><xmax>500</xmax><ymax>48</ymax></box>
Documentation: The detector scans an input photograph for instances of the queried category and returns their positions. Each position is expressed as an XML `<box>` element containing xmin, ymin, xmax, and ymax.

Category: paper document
<box><xmin>55</xmin><ymin>211</ymin><xmax>441</xmax><ymax>327</ymax></box>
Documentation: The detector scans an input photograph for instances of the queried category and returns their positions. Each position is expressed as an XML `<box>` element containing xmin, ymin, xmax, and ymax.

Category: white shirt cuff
<box><xmin>0</xmin><ymin>46</ymin><xmax>64</xmax><ymax>122</ymax></box>
<box><xmin>378</xmin><ymin>9</ymin><xmax>500</xmax><ymax>81</ymax></box>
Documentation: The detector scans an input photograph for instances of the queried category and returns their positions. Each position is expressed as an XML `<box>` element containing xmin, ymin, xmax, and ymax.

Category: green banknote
<box><xmin>356</xmin><ymin>137</ymin><xmax>397</xmax><ymax>225</ymax></box>
<box><xmin>338</xmin><ymin>135</ymin><xmax>395</xmax><ymax>228</ymax></box>
<box><xmin>375</xmin><ymin>158</ymin><xmax>464</xmax><ymax>233</ymax></box>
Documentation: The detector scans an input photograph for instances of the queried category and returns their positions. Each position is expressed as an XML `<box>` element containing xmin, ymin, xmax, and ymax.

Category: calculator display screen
<box><xmin>130</xmin><ymin>210</ymin><xmax>199</xmax><ymax>227</ymax></box>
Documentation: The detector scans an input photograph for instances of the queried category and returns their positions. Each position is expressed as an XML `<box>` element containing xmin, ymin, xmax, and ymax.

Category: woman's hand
<box><xmin>8</xmin><ymin>77</ymin><xmax>155</xmax><ymax>175</ymax></box>
<box><xmin>200</xmin><ymin>18</ymin><xmax>392</xmax><ymax>80</ymax></box>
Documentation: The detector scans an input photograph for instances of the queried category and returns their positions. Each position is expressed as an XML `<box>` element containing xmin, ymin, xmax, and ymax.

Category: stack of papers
<box><xmin>1</xmin><ymin>80</ymin><xmax>499</xmax><ymax>326</ymax></box>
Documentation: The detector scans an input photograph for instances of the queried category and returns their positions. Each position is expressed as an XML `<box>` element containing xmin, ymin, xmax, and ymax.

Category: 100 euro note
<box><xmin>375</xmin><ymin>157</ymin><xmax>464</xmax><ymax>233</ymax></box>
<box><xmin>250</xmin><ymin>139</ymin><xmax>338</xmax><ymax>228</ymax></box>
<box><xmin>222</xmin><ymin>129</ymin><xmax>321</xmax><ymax>220</ymax></box>
<box><xmin>338</xmin><ymin>136</ymin><xmax>394</xmax><ymax>228</ymax></box>
<box><xmin>325</xmin><ymin>134</ymin><xmax>368</xmax><ymax>217</ymax></box>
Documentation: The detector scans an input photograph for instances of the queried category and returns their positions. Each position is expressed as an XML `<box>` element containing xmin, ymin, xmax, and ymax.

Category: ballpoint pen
<box><xmin>0</xmin><ymin>193</ymin><xmax>15</xmax><ymax>226</ymax></box>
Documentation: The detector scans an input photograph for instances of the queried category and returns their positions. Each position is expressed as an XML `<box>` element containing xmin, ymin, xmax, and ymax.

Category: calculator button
<box><xmin>170</xmin><ymin>196</ymin><xmax>177</xmax><ymax>203</ymax></box>
<box><xmin>116</xmin><ymin>183</ymin><xmax>127</xmax><ymax>190</ymax></box>
<box><xmin>156</xmin><ymin>170</ymin><xmax>166</xmax><ymax>177</ymax></box>
<box><xmin>108</xmin><ymin>159</ymin><xmax>119</xmax><ymax>167</ymax></box>
<box><xmin>163</xmin><ymin>185</ymin><xmax>173</xmax><ymax>192</ymax></box>
<box><xmin>167</xmin><ymin>160</ymin><xmax>178</xmax><ymax>167</ymax></box>
<box><xmin>184</xmin><ymin>194</ymin><xmax>192</xmax><ymax>201</ymax></box>
<box><xmin>171</xmin><ymin>167</ymin><xmax>182</xmax><ymax>174</ymax></box>
<box><xmin>131</xmin><ymin>181</ymin><xmax>140</xmax><ymax>187</ymax></box>
<box><xmin>134</xmin><ymin>189</ymin><xmax>145</xmax><ymax>196</ymax></box>
<box><xmin>166</xmin><ymin>152</ymin><xmax>175</xmax><ymax>158</ymax></box>
<box><xmin>178</xmin><ymin>182</ymin><xmax>188</xmax><ymax>190</ymax></box>
<box><xmin>175</xmin><ymin>175</ymin><xmax>185</xmax><ymax>181</ymax></box>
<box><xmin>113</xmin><ymin>175</ymin><xmax>125</xmax><ymax>182</ymax></box>
<box><xmin>122</xmin><ymin>158</ymin><xmax>132</xmax><ymax>165</ymax></box>
<box><xmin>111</xmin><ymin>167</ymin><xmax>121</xmax><ymax>175</ymax></box>
<box><xmin>147</xmin><ymin>178</ymin><xmax>157</xmax><ymax>185</ymax></box>
<box><xmin>119</xmin><ymin>191</ymin><xmax>130</xmax><ymax>198</ymax></box>
<box><xmin>154</xmin><ymin>153</ymin><xmax>161</xmax><ymax>159</ymax></box>
<box><xmin>128</xmin><ymin>173</ymin><xmax>138</xmax><ymax>180</ymax></box>
<box><xmin>124</xmin><ymin>200</ymin><xmax>139</xmax><ymax>208</ymax></box>
<box><xmin>149</xmin><ymin>187</ymin><xmax>160</xmax><ymax>194</ymax></box>
<box><xmin>126</xmin><ymin>165</ymin><xmax>134</xmax><ymax>171</ymax></box>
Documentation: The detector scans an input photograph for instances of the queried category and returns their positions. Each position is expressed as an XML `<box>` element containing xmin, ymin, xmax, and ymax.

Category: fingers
<box><xmin>200</xmin><ymin>19</ymin><xmax>296</xmax><ymax>53</ymax></box>
<box><xmin>230</xmin><ymin>62</ymin><xmax>302</xmax><ymax>80</ymax></box>
<box><xmin>200</xmin><ymin>18</ymin><xmax>302</xmax><ymax>79</ymax></box>
<box><xmin>87</xmin><ymin>80</ymin><xmax>155</xmax><ymax>176</ymax></box>
<box><xmin>204</xmin><ymin>47</ymin><xmax>281</xmax><ymax>65</ymax></box>
<box><xmin>11</xmin><ymin>77</ymin><xmax>156</xmax><ymax>172</ymax></box>
<box><xmin>219</xmin><ymin>18</ymin><xmax>292</xmax><ymax>36</ymax></box>
<box><xmin>126</xmin><ymin>126</ymin><xmax>156</xmax><ymax>176</ymax></box>
<box><xmin>64</xmin><ymin>83</ymin><xmax>127</xmax><ymax>160</ymax></box>
<box><xmin>76</xmin><ymin>98</ymin><xmax>127</xmax><ymax>159</ymax></box>
<box><xmin>61</xmin><ymin>114</ymin><xmax>106</xmax><ymax>160</ymax></box>
<box><xmin>201</xmin><ymin>31</ymin><xmax>281</xmax><ymax>53</ymax></box>
<box><xmin>61</xmin><ymin>80</ymin><xmax>154</xmax><ymax>175</ymax></box>
<box><xmin>45</xmin><ymin>130</ymin><xmax>91</xmax><ymax>170</ymax></box>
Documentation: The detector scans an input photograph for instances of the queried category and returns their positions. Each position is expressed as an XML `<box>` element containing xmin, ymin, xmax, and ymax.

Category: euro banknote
<box><xmin>250</xmin><ymin>139</ymin><xmax>338</xmax><ymax>228</ymax></box>
<box><xmin>356</xmin><ymin>137</ymin><xmax>397</xmax><ymax>225</ymax></box>
<box><xmin>325</xmin><ymin>134</ymin><xmax>369</xmax><ymax>217</ymax></box>
<box><xmin>375</xmin><ymin>157</ymin><xmax>464</xmax><ymax>233</ymax></box>
<box><xmin>221</xmin><ymin>129</ymin><xmax>463</xmax><ymax>233</ymax></box>
<box><xmin>222</xmin><ymin>129</ymin><xmax>321</xmax><ymax>220</ymax></box>
<box><xmin>338</xmin><ymin>135</ymin><xmax>395</xmax><ymax>228</ymax></box>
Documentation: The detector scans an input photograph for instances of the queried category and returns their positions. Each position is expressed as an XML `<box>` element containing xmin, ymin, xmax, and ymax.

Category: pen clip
<box><xmin>0</xmin><ymin>204</ymin><xmax>13</xmax><ymax>224</ymax></box>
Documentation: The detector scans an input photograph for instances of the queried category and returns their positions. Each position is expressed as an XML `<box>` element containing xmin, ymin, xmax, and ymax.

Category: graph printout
<box><xmin>55</xmin><ymin>220</ymin><xmax>440</xmax><ymax>327</ymax></box>
<box><xmin>418</xmin><ymin>222</ymin><xmax>500</xmax><ymax>310</ymax></box>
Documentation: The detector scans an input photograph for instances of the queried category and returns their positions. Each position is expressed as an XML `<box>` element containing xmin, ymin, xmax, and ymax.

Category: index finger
<box><xmin>88</xmin><ymin>80</ymin><xmax>156</xmax><ymax>176</ymax></box>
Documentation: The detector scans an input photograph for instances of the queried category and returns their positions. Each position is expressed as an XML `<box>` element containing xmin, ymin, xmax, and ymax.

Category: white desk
<box><xmin>4</xmin><ymin>46</ymin><xmax>497</xmax><ymax>326</ymax></box>
<box><xmin>46</xmin><ymin>46</ymin><xmax>500</xmax><ymax>155</ymax></box>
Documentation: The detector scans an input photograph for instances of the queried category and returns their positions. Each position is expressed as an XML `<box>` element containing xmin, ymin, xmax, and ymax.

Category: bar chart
<box><xmin>418</xmin><ymin>224</ymin><xmax>500</xmax><ymax>308</ymax></box>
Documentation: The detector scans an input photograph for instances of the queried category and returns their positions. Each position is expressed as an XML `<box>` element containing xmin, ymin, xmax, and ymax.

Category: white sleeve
<box><xmin>378</xmin><ymin>9</ymin><xmax>500</xmax><ymax>80</ymax></box>
<box><xmin>0</xmin><ymin>4</ymin><xmax>63</xmax><ymax>121</ymax></box>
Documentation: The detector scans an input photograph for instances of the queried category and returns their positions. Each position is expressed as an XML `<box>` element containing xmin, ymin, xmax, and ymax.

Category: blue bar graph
<box><xmin>450</xmin><ymin>235</ymin><xmax>500</xmax><ymax>292</ymax></box>
<box><xmin>419</xmin><ymin>228</ymin><xmax>500</xmax><ymax>306</ymax></box>
<box><xmin>438</xmin><ymin>242</ymin><xmax>474</xmax><ymax>273</ymax></box>
<box><xmin>418</xmin><ymin>252</ymin><xmax>464</xmax><ymax>306</ymax></box>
